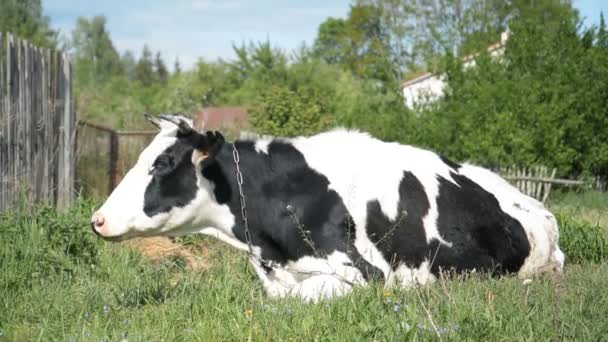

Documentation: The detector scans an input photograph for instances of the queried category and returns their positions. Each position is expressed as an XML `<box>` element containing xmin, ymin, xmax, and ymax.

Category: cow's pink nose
<box><xmin>91</xmin><ymin>213</ymin><xmax>106</xmax><ymax>234</ymax></box>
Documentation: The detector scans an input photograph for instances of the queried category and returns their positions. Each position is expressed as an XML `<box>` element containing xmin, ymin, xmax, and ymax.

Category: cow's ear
<box><xmin>191</xmin><ymin>130</ymin><xmax>225</xmax><ymax>165</ymax></box>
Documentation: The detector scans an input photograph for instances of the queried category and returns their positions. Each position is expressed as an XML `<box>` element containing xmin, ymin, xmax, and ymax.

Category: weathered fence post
<box><xmin>109</xmin><ymin>130</ymin><xmax>119</xmax><ymax>195</ymax></box>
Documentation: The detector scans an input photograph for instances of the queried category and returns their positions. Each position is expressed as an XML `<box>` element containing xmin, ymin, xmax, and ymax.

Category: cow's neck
<box><xmin>193</xmin><ymin>141</ymin><xmax>253</xmax><ymax>252</ymax></box>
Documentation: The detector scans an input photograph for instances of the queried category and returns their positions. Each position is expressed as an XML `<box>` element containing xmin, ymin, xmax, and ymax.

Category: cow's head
<box><xmin>90</xmin><ymin>114</ymin><xmax>232</xmax><ymax>241</ymax></box>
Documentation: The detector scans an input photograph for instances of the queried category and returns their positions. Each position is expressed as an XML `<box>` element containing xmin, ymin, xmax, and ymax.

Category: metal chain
<box><xmin>232</xmin><ymin>143</ymin><xmax>255</xmax><ymax>258</ymax></box>
<box><xmin>231</xmin><ymin>143</ymin><xmax>352</xmax><ymax>283</ymax></box>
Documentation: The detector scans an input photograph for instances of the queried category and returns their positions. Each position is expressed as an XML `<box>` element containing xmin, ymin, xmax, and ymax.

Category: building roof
<box><xmin>195</xmin><ymin>106</ymin><xmax>249</xmax><ymax>131</ymax></box>
<box><xmin>401</xmin><ymin>32</ymin><xmax>509</xmax><ymax>88</ymax></box>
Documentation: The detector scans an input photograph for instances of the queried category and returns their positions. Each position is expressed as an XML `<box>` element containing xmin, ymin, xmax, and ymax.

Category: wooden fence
<box><xmin>0</xmin><ymin>33</ymin><xmax>75</xmax><ymax>211</ymax></box>
<box><xmin>497</xmin><ymin>165</ymin><xmax>585</xmax><ymax>203</ymax></box>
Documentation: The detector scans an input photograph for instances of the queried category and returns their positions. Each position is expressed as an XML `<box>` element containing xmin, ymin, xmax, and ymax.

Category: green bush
<box><xmin>558</xmin><ymin>214</ymin><xmax>608</xmax><ymax>264</ymax></box>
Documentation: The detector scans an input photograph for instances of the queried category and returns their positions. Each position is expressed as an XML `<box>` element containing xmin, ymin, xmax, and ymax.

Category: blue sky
<box><xmin>44</xmin><ymin>0</ymin><xmax>607</xmax><ymax>71</ymax></box>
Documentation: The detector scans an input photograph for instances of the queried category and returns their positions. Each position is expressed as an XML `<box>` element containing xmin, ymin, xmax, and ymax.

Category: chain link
<box><xmin>232</xmin><ymin>143</ymin><xmax>254</xmax><ymax>258</ymax></box>
<box><xmin>231</xmin><ymin>143</ymin><xmax>349</xmax><ymax>282</ymax></box>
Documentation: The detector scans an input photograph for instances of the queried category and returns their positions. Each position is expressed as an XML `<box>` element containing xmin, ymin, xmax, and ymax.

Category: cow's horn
<box><xmin>144</xmin><ymin>112</ymin><xmax>161</xmax><ymax>129</ymax></box>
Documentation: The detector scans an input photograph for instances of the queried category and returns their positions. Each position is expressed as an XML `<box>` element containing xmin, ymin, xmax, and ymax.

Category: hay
<box><xmin>123</xmin><ymin>236</ymin><xmax>211</xmax><ymax>271</ymax></box>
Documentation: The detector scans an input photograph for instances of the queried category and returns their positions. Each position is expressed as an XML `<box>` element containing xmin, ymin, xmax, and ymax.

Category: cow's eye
<box><xmin>150</xmin><ymin>155</ymin><xmax>172</xmax><ymax>175</ymax></box>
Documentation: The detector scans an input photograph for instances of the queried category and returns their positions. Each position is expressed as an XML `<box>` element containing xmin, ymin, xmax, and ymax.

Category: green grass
<box><xmin>549</xmin><ymin>190</ymin><xmax>608</xmax><ymax>229</ymax></box>
<box><xmin>2</xmin><ymin>198</ymin><xmax>608</xmax><ymax>341</ymax></box>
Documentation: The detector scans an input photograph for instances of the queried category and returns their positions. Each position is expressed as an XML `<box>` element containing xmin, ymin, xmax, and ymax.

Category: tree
<box><xmin>598</xmin><ymin>12</ymin><xmax>607</xmax><ymax>50</ymax></box>
<box><xmin>120</xmin><ymin>50</ymin><xmax>137</xmax><ymax>80</ymax></box>
<box><xmin>313</xmin><ymin>4</ymin><xmax>397</xmax><ymax>88</ymax></box>
<box><xmin>313</xmin><ymin>17</ymin><xmax>348</xmax><ymax>65</ymax></box>
<box><xmin>174</xmin><ymin>58</ymin><xmax>182</xmax><ymax>75</ymax></box>
<box><xmin>410</xmin><ymin>0</ymin><xmax>608</xmax><ymax>178</ymax></box>
<box><xmin>250</xmin><ymin>85</ymin><xmax>332</xmax><ymax>137</ymax></box>
<box><xmin>154</xmin><ymin>52</ymin><xmax>168</xmax><ymax>85</ymax></box>
<box><xmin>135</xmin><ymin>45</ymin><xmax>155</xmax><ymax>86</ymax></box>
<box><xmin>70</xmin><ymin>16</ymin><xmax>122</xmax><ymax>86</ymax></box>
<box><xmin>0</xmin><ymin>0</ymin><xmax>57</xmax><ymax>47</ymax></box>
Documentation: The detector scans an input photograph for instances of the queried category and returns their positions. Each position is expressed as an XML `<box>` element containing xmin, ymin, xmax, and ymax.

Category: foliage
<box><xmin>410</xmin><ymin>2</ymin><xmax>608</xmax><ymax>178</ymax></box>
<box><xmin>70</xmin><ymin>16</ymin><xmax>122</xmax><ymax>87</ymax></box>
<box><xmin>17</xmin><ymin>0</ymin><xmax>607</xmax><ymax>180</ymax></box>
<box><xmin>0</xmin><ymin>0</ymin><xmax>57</xmax><ymax>47</ymax></box>
<box><xmin>558</xmin><ymin>214</ymin><xmax>608</xmax><ymax>264</ymax></box>
<box><xmin>135</xmin><ymin>45</ymin><xmax>155</xmax><ymax>87</ymax></box>
<box><xmin>314</xmin><ymin>4</ymin><xmax>397</xmax><ymax>88</ymax></box>
<box><xmin>250</xmin><ymin>85</ymin><xmax>332</xmax><ymax>137</ymax></box>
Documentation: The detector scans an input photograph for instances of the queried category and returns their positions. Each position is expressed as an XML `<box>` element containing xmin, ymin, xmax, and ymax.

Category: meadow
<box><xmin>1</xmin><ymin>192</ymin><xmax>607</xmax><ymax>341</ymax></box>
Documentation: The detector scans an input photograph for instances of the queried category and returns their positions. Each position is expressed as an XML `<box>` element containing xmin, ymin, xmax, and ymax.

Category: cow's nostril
<box><xmin>94</xmin><ymin>216</ymin><xmax>105</xmax><ymax>227</ymax></box>
<box><xmin>91</xmin><ymin>214</ymin><xmax>106</xmax><ymax>234</ymax></box>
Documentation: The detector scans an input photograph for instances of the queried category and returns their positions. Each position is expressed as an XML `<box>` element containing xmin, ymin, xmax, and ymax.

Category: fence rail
<box><xmin>0</xmin><ymin>33</ymin><xmax>75</xmax><ymax>211</ymax></box>
<box><xmin>497</xmin><ymin>165</ymin><xmax>587</xmax><ymax>202</ymax></box>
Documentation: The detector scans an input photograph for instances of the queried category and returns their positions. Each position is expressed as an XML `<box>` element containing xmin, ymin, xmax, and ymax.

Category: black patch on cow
<box><xmin>206</xmin><ymin>140</ymin><xmax>382</xmax><ymax>281</ymax></box>
<box><xmin>432</xmin><ymin>172</ymin><xmax>531</xmax><ymax>275</ymax></box>
<box><xmin>366</xmin><ymin>171</ymin><xmax>431</xmax><ymax>270</ymax></box>
<box><xmin>365</xmin><ymin>170</ymin><xmax>530</xmax><ymax>277</ymax></box>
<box><xmin>143</xmin><ymin>141</ymin><xmax>198</xmax><ymax>217</ymax></box>
<box><xmin>201</xmin><ymin>158</ymin><xmax>231</xmax><ymax>203</ymax></box>
<box><xmin>440</xmin><ymin>155</ymin><xmax>461</xmax><ymax>170</ymax></box>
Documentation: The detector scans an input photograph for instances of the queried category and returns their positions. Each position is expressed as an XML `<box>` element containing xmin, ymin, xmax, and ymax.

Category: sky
<box><xmin>44</xmin><ymin>0</ymin><xmax>607</xmax><ymax>71</ymax></box>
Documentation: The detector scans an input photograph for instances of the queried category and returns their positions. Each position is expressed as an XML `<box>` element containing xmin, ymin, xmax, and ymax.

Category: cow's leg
<box><xmin>284</xmin><ymin>252</ymin><xmax>366</xmax><ymax>302</ymax></box>
<box><xmin>290</xmin><ymin>274</ymin><xmax>353</xmax><ymax>302</ymax></box>
<box><xmin>248</xmin><ymin>259</ymin><xmax>292</xmax><ymax>299</ymax></box>
<box><xmin>385</xmin><ymin>261</ymin><xmax>436</xmax><ymax>289</ymax></box>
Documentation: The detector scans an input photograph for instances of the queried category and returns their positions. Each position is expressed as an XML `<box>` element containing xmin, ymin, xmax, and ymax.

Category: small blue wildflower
<box><xmin>400</xmin><ymin>322</ymin><xmax>412</xmax><ymax>331</ymax></box>
<box><xmin>84</xmin><ymin>311</ymin><xmax>92</xmax><ymax>320</ymax></box>
<box><xmin>393</xmin><ymin>303</ymin><xmax>401</xmax><ymax>312</ymax></box>
<box><xmin>103</xmin><ymin>304</ymin><xmax>110</xmax><ymax>316</ymax></box>
<box><xmin>439</xmin><ymin>323</ymin><xmax>460</xmax><ymax>334</ymax></box>
<box><xmin>124</xmin><ymin>319</ymin><xmax>131</xmax><ymax>326</ymax></box>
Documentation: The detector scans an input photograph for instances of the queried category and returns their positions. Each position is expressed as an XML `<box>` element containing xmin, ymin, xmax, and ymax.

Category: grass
<box><xmin>1</xmin><ymin>195</ymin><xmax>608</xmax><ymax>341</ymax></box>
<box><xmin>549</xmin><ymin>190</ymin><xmax>608</xmax><ymax>229</ymax></box>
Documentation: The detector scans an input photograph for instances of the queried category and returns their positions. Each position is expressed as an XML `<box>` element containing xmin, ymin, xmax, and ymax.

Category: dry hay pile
<box><xmin>123</xmin><ymin>237</ymin><xmax>211</xmax><ymax>271</ymax></box>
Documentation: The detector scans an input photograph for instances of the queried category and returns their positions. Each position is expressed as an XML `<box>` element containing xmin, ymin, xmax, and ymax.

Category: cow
<box><xmin>91</xmin><ymin>114</ymin><xmax>565</xmax><ymax>302</ymax></box>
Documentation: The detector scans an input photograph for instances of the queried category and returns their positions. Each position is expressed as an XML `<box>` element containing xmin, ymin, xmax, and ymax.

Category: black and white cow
<box><xmin>91</xmin><ymin>114</ymin><xmax>565</xmax><ymax>301</ymax></box>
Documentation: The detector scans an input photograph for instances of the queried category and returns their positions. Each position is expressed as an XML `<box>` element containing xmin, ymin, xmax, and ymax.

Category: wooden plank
<box><xmin>6</xmin><ymin>34</ymin><xmax>14</xmax><ymax>210</ymax></box>
<box><xmin>42</xmin><ymin>48</ymin><xmax>50</xmax><ymax>202</ymax></box>
<box><xmin>542</xmin><ymin>168</ymin><xmax>558</xmax><ymax>203</ymax></box>
<box><xmin>24</xmin><ymin>39</ymin><xmax>32</xmax><ymax>206</ymax></box>
<box><xmin>0</xmin><ymin>32</ymin><xmax>4</xmax><ymax>210</ymax></box>
<box><xmin>503</xmin><ymin>176</ymin><xmax>583</xmax><ymax>186</ymax></box>
<box><xmin>17</xmin><ymin>37</ymin><xmax>24</xmax><ymax>207</ymax></box>
<box><xmin>109</xmin><ymin>131</ymin><xmax>119</xmax><ymax>195</ymax></box>
<box><xmin>57</xmin><ymin>53</ymin><xmax>74</xmax><ymax>209</ymax></box>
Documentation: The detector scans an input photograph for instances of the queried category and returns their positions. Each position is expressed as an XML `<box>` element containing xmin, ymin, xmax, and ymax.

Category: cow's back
<box><xmin>290</xmin><ymin>129</ymin><xmax>563</xmax><ymax>279</ymax></box>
